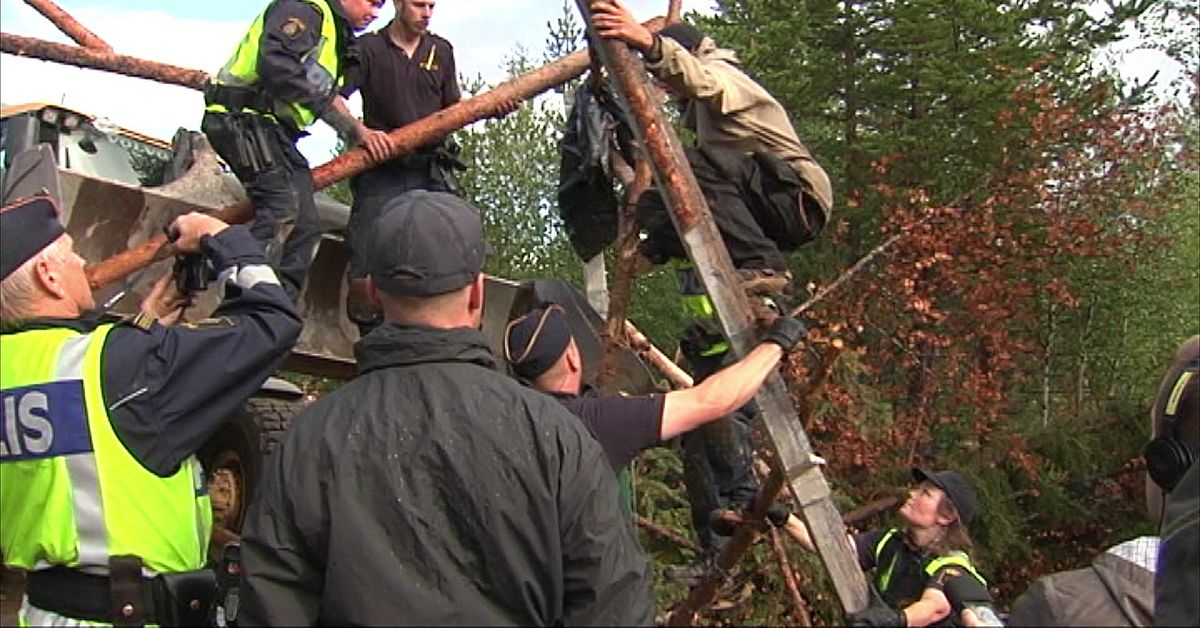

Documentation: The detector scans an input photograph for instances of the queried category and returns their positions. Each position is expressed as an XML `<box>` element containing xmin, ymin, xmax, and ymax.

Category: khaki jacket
<box><xmin>646</xmin><ymin>37</ymin><xmax>833</xmax><ymax>217</ymax></box>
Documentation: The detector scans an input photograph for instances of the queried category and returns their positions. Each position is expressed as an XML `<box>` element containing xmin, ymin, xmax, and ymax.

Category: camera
<box><xmin>173</xmin><ymin>253</ymin><xmax>210</xmax><ymax>294</ymax></box>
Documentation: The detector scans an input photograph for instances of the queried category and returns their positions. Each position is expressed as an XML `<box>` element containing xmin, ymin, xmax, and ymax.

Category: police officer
<box><xmin>0</xmin><ymin>196</ymin><xmax>302</xmax><ymax>625</ymax></box>
<box><xmin>202</xmin><ymin>0</ymin><xmax>387</xmax><ymax>302</ymax></box>
<box><xmin>504</xmin><ymin>303</ymin><xmax>807</xmax><ymax>516</ymax></box>
<box><xmin>784</xmin><ymin>468</ymin><xmax>994</xmax><ymax>627</ymax></box>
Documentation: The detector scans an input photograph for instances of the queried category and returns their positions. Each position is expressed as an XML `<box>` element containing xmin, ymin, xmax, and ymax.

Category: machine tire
<box><xmin>199</xmin><ymin>394</ymin><xmax>307</xmax><ymax>554</ymax></box>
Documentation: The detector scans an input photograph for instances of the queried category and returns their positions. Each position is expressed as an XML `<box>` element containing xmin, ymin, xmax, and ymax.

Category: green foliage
<box><xmin>456</xmin><ymin>81</ymin><xmax>583</xmax><ymax>285</ymax></box>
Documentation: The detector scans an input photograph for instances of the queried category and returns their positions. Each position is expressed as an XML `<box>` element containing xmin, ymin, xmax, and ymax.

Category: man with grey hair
<box><xmin>239</xmin><ymin>190</ymin><xmax>654</xmax><ymax>624</ymax></box>
<box><xmin>0</xmin><ymin>196</ymin><xmax>301</xmax><ymax>625</ymax></box>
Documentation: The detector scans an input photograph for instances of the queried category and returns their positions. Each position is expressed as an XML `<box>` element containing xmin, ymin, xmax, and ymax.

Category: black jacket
<box><xmin>239</xmin><ymin>324</ymin><xmax>654</xmax><ymax>625</ymax></box>
<box><xmin>257</xmin><ymin>0</ymin><xmax>355</xmax><ymax>120</ymax></box>
<box><xmin>0</xmin><ymin>225</ymin><xmax>301</xmax><ymax>477</ymax></box>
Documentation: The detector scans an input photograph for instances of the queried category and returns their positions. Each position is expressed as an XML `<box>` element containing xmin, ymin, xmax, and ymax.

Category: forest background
<box><xmin>321</xmin><ymin>0</ymin><xmax>1199</xmax><ymax>623</ymax></box>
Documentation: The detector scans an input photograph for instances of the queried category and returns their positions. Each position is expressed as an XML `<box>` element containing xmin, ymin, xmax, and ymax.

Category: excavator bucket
<box><xmin>0</xmin><ymin>104</ymin><xmax>662</xmax><ymax>393</ymax></box>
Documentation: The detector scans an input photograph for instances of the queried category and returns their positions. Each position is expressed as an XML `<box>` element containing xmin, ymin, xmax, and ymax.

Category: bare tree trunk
<box><xmin>1042</xmin><ymin>301</ymin><xmax>1059</xmax><ymax>428</ymax></box>
<box><xmin>1075</xmin><ymin>298</ymin><xmax>1096</xmax><ymax>419</ymax></box>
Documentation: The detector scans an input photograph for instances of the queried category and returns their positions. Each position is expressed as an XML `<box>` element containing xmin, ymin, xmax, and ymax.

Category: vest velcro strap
<box><xmin>26</xmin><ymin>566</ymin><xmax>158</xmax><ymax>625</ymax></box>
<box><xmin>111</xmin><ymin>555</ymin><xmax>147</xmax><ymax>626</ymax></box>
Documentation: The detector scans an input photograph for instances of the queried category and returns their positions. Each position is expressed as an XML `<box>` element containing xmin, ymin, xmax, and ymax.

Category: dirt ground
<box><xmin>1</xmin><ymin>568</ymin><xmax>24</xmax><ymax>626</ymax></box>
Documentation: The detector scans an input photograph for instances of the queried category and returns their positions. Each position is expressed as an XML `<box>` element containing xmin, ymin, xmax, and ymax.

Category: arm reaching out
<box><xmin>660</xmin><ymin>316</ymin><xmax>807</xmax><ymax>439</ymax></box>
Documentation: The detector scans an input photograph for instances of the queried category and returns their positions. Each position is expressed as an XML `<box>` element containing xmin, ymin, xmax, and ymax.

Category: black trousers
<box><xmin>680</xmin><ymin>344</ymin><xmax>760</xmax><ymax>553</ymax></box>
<box><xmin>201</xmin><ymin>111</ymin><xmax>320</xmax><ymax>301</ymax></box>
<box><xmin>636</xmin><ymin>147</ymin><xmax>789</xmax><ymax>271</ymax></box>
<box><xmin>345</xmin><ymin>165</ymin><xmax>453</xmax><ymax>279</ymax></box>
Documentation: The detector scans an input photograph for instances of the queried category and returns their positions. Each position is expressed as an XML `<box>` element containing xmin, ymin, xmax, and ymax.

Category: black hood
<box><xmin>354</xmin><ymin>323</ymin><xmax>496</xmax><ymax>374</ymax></box>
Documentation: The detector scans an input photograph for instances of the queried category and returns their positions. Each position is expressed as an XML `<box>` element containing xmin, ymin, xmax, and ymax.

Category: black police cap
<box><xmin>504</xmin><ymin>304</ymin><xmax>573</xmax><ymax>381</ymax></box>
<box><xmin>1</xmin><ymin>195</ymin><xmax>66</xmax><ymax>280</ymax></box>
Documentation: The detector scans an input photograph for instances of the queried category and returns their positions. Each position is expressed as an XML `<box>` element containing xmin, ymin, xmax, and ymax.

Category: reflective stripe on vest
<box><xmin>1</xmin><ymin>326</ymin><xmax>211</xmax><ymax>575</ymax></box>
<box><xmin>207</xmin><ymin>0</ymin><xmax>341</xmax><ymax>130</ymax></box>
<box><xmin>925</xmin><ymin>551</ymin><xmax>987</xmax><ymax>587</ymax></box>
<box><xmin>872</xmin><ymin>527</ymin><xmax>987</xmax><ymax>594</ymax></box>
<box><xmin>677</xmin><ymin>265</ymin><xmax>728</xmax><ymax>355</ymax></box>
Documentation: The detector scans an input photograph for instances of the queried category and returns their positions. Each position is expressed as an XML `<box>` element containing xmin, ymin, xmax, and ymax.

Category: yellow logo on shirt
<box><xmin>281</xmin><ymin>17</ymin><xmax>306</xmax><ymax>38</ymax></box>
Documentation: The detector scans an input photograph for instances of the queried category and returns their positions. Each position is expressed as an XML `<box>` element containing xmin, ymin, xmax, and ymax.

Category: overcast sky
<box><xmin>0</xmin><ymin>0</ymin><xmax>1182</xmax><ymax>165</ymax></box>
<box><xmin>0</xmin><ymin>0</ymin><xmax>714</xmax><ymax>163</ymax></box>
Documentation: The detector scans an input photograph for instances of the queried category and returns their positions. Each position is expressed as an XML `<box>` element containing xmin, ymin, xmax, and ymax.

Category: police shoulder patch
<box><xmin>128</xmin><ymin>310</ymin><xmax>157</xmax><ymax>331</ymax></box>
<box><xmin>281</xmin><ymin>17</ymin><xmax>307</xmax><ymax>38</ymax></box>
<box><xmin>180</xmin><ymin>317</ymin><xmax>236</xmax><ymax>330</ymax></box>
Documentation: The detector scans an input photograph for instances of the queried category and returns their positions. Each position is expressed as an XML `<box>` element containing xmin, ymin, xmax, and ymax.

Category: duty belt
<box><xmin>204</xmin><ymin>82</ymin><xmax>273</xmax><ymax>116</ymax></box>
<box><xmin>26</xmin><ymin>560</ymin><xmax>216</xmax><ymax>626</ymax></box>
<box><xmin>26</xmin><ymin>566</ymin><xmax>161</xmax><ymax>625</ymax></box>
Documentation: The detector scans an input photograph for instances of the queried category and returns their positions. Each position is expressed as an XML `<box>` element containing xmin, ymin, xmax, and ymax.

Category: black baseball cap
<box><xmin>660</xmin><ymin>22</ymin><xmax>705</xmax><ymax>52</ymax></box>
<box><xmin>912</xmin><ymin>468</ymin><xmax>979</xmax><ymax>526</ymax></box>
<box><xmin>1</xmin><ymin>195</ymin><xmax>65</xmax><ymax>280</ymax></box>
<box><xmin>367</xmin><ymin>191</ymin><xmax>492</xmax><ymax>297</ymax></box>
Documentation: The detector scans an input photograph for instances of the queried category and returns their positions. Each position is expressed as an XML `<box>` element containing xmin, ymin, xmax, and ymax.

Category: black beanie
<box><xmin>660</xmin><ymin>22</ymin><xmax>705</xmax><ymax>52</ymax></box>
<box><xmin>504</xmin><ymin>304</ymin><xmax>574</xmax><ymax>380</ymax></box>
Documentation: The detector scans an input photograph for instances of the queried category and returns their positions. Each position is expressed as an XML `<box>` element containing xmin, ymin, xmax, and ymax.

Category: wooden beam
<box><xmin>573</xmin><ymin>0</ymin><xmax>868</xmax><ymax>619</ymax></box>
<box><xmin>1</xmin><ymin>31</ymin><xmax>206</xmax><ymax>89</ymax></box>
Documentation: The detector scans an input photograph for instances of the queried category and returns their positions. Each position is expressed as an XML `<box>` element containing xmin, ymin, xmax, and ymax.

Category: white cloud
<box><xmin>1</xmin><ymin>0</ymin><xmax>714</xmax><ymax>164</ymax></box>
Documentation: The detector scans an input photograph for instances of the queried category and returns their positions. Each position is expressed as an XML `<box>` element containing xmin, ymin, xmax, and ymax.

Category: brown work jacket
<box><xmin>646</xmin><ymin>37</ymin><xmax>834</xmax><ymax>219</ymax></box>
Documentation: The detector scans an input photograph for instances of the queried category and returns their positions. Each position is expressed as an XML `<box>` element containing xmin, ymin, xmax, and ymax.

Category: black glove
<box><xmin>765</xmin><ymin>502</ymin><xmax>792</xmax><ymax>528</ymax></box>
<box><xmin>761</xmin><ymin>316</ymin><xmax>807</xmax><ymax>352</ymax></box>
<box><xmin>846</xmin><ymin>593</ymin><xmax>906</xmax><ymax>627</ymax></box>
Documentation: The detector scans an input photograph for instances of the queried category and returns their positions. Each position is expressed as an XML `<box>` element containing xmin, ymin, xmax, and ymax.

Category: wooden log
<box><xmin>0</xmin><ymin>31</ymin><xmax>207</xmax><ymax>89</ymax></box>
<box><xmin>598</xmin><ymin>157</ymin><xmax>652</xmax><ymax>392</ymax></box>
<box><xmin>768</xmin><ymin>525</ymin><xmax>812</xmax><ymax>626</ymax></box>
<box><xmin>625</xmin><ymin>320</ymin><xmax>693</xmax><ymax>389</ymax></box>
<box><xmin>667</xmin><ymin>0</ymin><xmax>683</xmax><ymax>23</ymax></box>
<box><xmin>23</xmin><ymin>0</ymin><xmax>112</xmax><ymax>52</ymax></box>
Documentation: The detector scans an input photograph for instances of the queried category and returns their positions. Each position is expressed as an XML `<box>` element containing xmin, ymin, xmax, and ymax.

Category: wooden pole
<box><xmin>625</xmin><ymin>320</ymin><xmax>693</xmax><ymax>388</ymax></box>
<box><xmin>0</xmin><ymin>32</ymin><xmax>206</xmax><ymax>89</ymax></box>
<box><xmin>637</xmin><ymin>516</ymin><xmax>703</xmax><ymax>554</ymax></box>
<box><xmin>573</xmin><ymin>0</ymin><xmax>869</xmax><ymax>618</ymax></box>
<box><xmin>768</xmin><ymin>526</ymin><xmax>812</xmax><ymax>626</ymax></box>
<box><xmin>668</xmin><ymin>470</ymin><xmax>786</xmax><ymax>626</ymax></box>
<box><xmin>75</xmin><ymin>18</ymin><xmax>666</xmax><ymax>289</ymax></box>
<box><xmin>667</xmin><ymin>0</ymin><xmax>683</xmax><ymax>23</ymax></box>
<box><xmin>22</xmin><ymin>0</ymin><xmax>112</xmax><ymax>52</ymax></box>
<box><xmin>598</xmin><ymin>157</ymin><xmax>653</xmax><ymax>392</ymax></box>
